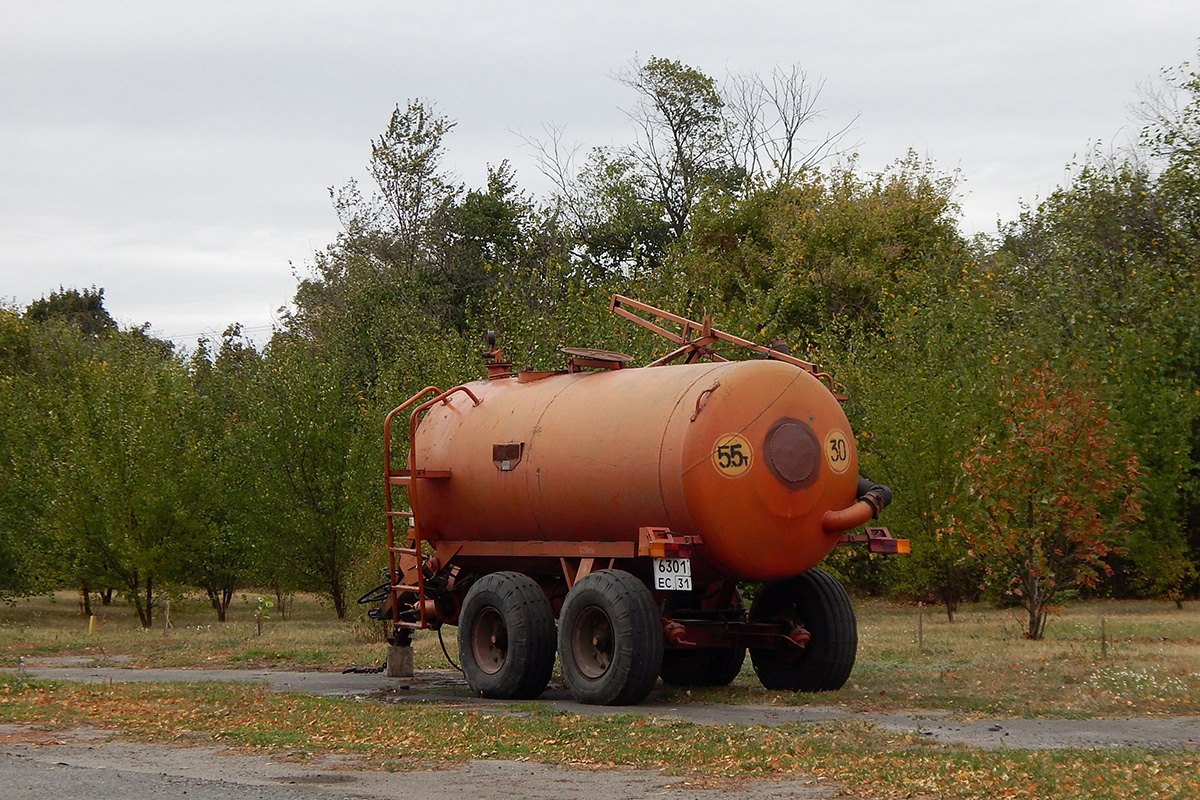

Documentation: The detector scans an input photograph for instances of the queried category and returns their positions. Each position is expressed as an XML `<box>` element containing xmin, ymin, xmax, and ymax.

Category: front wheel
<box><xmin>558</xmin><ymin>569</ymin><xmax>663</xmax><ymax>705</ymax></box>
<box><xmin>748</xmin><ymin>568</ymin><xmax>857</xmax><ymax>692</ymax></box>
<box><xmin>457</xmin><ymin>571</ymin><xmax>556</xmax><ymax>699</ymax></box>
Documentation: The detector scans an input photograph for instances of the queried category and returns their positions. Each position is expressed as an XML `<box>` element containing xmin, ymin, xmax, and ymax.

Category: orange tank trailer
<box><xmin>367</xmin><ymin>296</ymin><xmax>905</xmax><ymax>705</ymax></box>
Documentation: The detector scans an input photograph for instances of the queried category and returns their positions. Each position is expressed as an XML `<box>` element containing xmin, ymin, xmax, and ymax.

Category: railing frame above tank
<box><xmin>382</xmin><ymin>385</ymin><xmax>481</xmax><ymax>631</ymax></box>
<box><xmin>609</xmin><ymin>294</ymin><xmax>819</xmax><ymax>372</ymax></box>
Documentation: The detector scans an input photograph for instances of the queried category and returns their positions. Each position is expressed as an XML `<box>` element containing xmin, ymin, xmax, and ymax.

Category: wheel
<box><xmin>748</xmin><ymin>568</ymin><xmax>857</xmax><ymax>691</ymax></box>
<box><xmin>660</xmin><ymin>586</ymin><xmax>745</xmax><ymax>687</ymax></box>
<box><xmin>457</xmin><ymin>571</ymin><xmax>556</xmax><ymax>699</ymax></box>
<box><xmin>660</xmin><ymin>646</ymin><xmax>746</xmax><ymax>686</ymax></box>
<box><xmin>558</xmin><ymin>569</ymin><xmax>664</xmax><ymax>705</ymax></box>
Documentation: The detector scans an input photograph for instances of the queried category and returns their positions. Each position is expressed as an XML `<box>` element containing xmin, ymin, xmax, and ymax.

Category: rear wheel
<box><xmin>559</xmin><ymin>569</ymin><xmax>663</xmax><ymax>705</ymax></box>
<box><xmin>660</xmin><ymin>646</ymin><xmax>746</xmax><ymax>687</ymax></box>
<box><xmin>457</xmin><ymin>571</ymin><xmax>556</xmax><ymax>699</ymax></box>
<box><xmin>660</xmin><ymin>588</ymin><xmax>746</xmax><ymax>687</ymax></box>
<box><xmin>748</xmin><ymin>568</ymin><xmax>856</xmax><ymax>691</ymax></box>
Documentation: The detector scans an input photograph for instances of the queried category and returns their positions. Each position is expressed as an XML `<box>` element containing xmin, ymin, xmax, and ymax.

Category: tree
<box><xmin>331</xmin><ymin>100</ymin><xmax>461</xmax><ymax>260</ymax></box>
<box><xmin>830</xmin><ymin>260</ymin><xmax>1005</xmax><ymax>619</ymax></box>
<box><xmin>27</xmin><ymin>321</ymin><xmax>197</xmax><ymax>627</ymax></box>
<box><xmin>616</xmin><ymin>56</ymin><xmax>733</xmax><ymax>239</ymax></box>
<box><xmin>25</xmin><ymin>287</ymin><xmax>117</xmax><ymax>338</ymax></box>
<box><xmin>992</xmin><ymin>152</ymin><xmax>1200</xmax><ymax>600</ymax></box>
<box><xmin>0</xmin><ymin>308</ymin><xmax>46</xmax><ymax>602</ymax></box>
<box><xmin>240</xmin><ymin>334</ymin><xmax>380</xmax><ymax>619</ymax></box>
<box><xmin>673</xmin><ymin>152</ymin><xmax>965</xmax><ymax>347</ymax></box>
<box><xmin>180</xmin><ymin>327</ymin><xmax>264</xmax><ymax>621</ymax></box>
<box><xmin>723</xmin><ymin>64</ymin><xmax>856</xmax><ymax>184</ymax></box>
<box><xmin>950</xmin><ymin>364</ymin><xmax>1142</xmax><ymax>639</ymax></box>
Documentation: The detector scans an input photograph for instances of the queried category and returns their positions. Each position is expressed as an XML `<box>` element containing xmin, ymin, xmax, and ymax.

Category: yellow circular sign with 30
<box><xmin>824</xmin><ymin>429</ymin><xmax>851</xmax><ymax>474</ymax></box>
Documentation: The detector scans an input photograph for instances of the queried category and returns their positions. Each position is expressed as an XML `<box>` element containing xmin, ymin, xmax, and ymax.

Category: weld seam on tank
<box><xmin>525</xmin><ymin>375</ymin><xmax>579</xmax><ymax>540</ymax></box>
<box><xmin>680</xmin><ymin>369</ymin><xmax>806</xmax><ymax>478</ymax></box>
<box><xmin>661</xmin><ymin>366</ymin><xmax>727</xmax><ymax>508</ymax></box>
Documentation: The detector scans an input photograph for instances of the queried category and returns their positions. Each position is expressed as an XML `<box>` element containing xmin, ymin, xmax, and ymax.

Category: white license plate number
<box><xmin>653</xmin><ymin>557</ymin><xmax>692</xmax><ymax>591</ymax></box>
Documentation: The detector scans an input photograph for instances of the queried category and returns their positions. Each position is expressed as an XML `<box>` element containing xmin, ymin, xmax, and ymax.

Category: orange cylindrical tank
<box><xmin>412</xmin><ymin>359</ymin><xmax>859</xmax><ymax>581</ymax></box>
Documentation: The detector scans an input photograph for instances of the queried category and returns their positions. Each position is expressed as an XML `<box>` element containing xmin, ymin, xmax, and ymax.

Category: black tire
<box><xmin>748</xmin><ymin>568</ymin><xmax>857</xmax><ymax>692</ymax></box>
<box><xmin>659</xmin><ymin>646</ymin><xmax>746</xmax><ymax>687</ymax></box>
<box><xmin>457</xmin><ymin>571</ymin><xmax>556</xmax><ymax>699</ymax></box>
<box><xmin>558</xmin><ymin>569</ymin><xmax>664</xmax><ymax>705</ymax></box>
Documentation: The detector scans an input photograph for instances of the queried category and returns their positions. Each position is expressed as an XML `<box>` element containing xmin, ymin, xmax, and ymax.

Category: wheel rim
<box><xmin>570</xmin><ymin>605</ymin><xmax>613</xmax><ymax>678</ymax></box>
<box><xmin>471</xmin><ymin>606</ymin><xmax>507</xmax><ymax>675</ymax></box>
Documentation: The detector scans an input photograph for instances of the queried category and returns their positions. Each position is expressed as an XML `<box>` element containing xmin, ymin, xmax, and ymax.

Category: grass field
<box><xmin>2</xmin><ymin>592</ymin><xmax>1198</xmax><ymax>799</ymax></box>
<box><xmin>2</xmin><ymin>591</ymin><xmax>1197</xmax><ymax>718</ymax></box>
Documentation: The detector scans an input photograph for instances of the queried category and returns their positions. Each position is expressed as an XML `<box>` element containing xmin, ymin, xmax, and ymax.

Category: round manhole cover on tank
<box><xmin>764</xmin><ymin>418</ymin><xmax>821</xmax><ymax>489</ymax></box>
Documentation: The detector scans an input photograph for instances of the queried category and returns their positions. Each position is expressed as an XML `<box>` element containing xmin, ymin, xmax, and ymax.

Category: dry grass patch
<box><xmin>1</xmin><ymin>677</ymin><xmax>1197</xmax><ymax>800</ymax></box>
<box><xmin>0</xmin><ymin>591</ymin><xmax>449</xmax><ymax>671</ymax></box>
<box><xmin>3</xmin><ymin>592</ymin><xmax>1199</xmax><ymax>717</ymax></box>
<box><xmin>665</xmin><ymin>599</ymin><xmax>1200</xmax><ymax>717</ymax></box>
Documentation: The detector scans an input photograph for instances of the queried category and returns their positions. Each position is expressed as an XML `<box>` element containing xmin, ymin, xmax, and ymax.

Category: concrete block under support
<box><xmin>386</xmin><ymin>644</ymin><xmax>414</xmax><ymax>678</ymax></box>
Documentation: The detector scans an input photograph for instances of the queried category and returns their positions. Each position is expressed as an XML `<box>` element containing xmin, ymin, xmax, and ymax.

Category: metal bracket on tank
<box><xmin>838</xmin><ymin>526</ymin><xmax>911</xmax><ymax>555</ymax></box>
<box><xmin>492</xmin><ymin>442</ymin><xmax>524</xmax><ymax>471</ymax></box>
<box><xmin>638</xmin><ymin>527</ymin><xmax>703</xmax><ymax>558</ymax></box>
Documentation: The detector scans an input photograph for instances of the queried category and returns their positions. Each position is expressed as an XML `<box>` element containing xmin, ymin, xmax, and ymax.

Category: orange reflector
<box><xmin>867</xmin><ymin>536</ymin><xmax>911</xmax><ymax>555</ymax></box>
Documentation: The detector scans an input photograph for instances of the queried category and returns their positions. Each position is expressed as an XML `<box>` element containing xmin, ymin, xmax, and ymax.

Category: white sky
<box><xmin>2</xmin><ymin>1</ymin><xmax>1198</xmax><ymax>348</ymax></box>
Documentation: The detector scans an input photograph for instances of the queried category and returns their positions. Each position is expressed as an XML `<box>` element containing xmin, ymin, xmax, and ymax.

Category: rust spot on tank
<box><xmin>764</xmin><ymin>417</ymin><xmax>820</xmax><ymax>490</ymax></box>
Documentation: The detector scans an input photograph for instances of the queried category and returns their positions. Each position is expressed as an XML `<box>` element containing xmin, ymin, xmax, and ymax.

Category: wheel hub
<box><xmin>571</xmin><ymin>606</ymin><xmax>613</xmax><ymax>678</ymax></box>
<box><xmin>471</xmin><ymin>606</ymin><xmax>508</xmax><ymax>675</ymax></box>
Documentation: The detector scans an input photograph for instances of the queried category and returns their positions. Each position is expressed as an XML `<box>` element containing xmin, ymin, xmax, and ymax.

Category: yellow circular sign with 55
<box><xmin>712</xmin><ymin>433</ymin><xmax>753</xmax><ymax>478</ymax></box>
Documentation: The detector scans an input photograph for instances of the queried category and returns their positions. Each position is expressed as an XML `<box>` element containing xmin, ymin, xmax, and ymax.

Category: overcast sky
<box><xmin>3</xmin><ymin>2</ymin><xmax>1198</xmax><ymax>349</ymax></box>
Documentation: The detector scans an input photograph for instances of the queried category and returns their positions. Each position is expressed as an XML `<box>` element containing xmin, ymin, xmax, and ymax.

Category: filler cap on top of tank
<box><xmin>562</xmin><ymin>347</ymin><xmax>634</xmax><ymax>373</ymax></box>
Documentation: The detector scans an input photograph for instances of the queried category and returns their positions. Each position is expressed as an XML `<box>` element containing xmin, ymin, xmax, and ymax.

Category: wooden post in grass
<box><xmin>917</xmin><ymin>602</ymin><xmax>925</xmax><ymax>652</ymax></box>
<box><xmin>88</xmin><ymin>615</ymin><xmax>97</xmax><ymax>635</ymax></box>
<box><xmin>1100</xmin><ymin>617</ymin><xmax>1107</xmax><ymax>659</ymax></box>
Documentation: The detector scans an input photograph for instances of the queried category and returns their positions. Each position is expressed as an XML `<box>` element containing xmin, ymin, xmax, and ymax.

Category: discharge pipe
<box><xmin>821</xmin><ymin>475</ymin><xmax>894</xmax><ymax>533</ymax></box>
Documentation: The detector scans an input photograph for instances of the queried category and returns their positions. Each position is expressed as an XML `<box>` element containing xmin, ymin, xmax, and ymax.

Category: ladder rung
<box><xmin>389</xmin><ymin>546</ymin><xmax>420</xmax><ymax>556</ymax></box>
<box><xmin>393</xmin><ymin>583</ymin><xmax>421</xmax><ymax>593</ymax></box>
<box><xmin>386</xmin><ymin>510</ymin><xmax>414</xmax><ymax>518</ymax></box>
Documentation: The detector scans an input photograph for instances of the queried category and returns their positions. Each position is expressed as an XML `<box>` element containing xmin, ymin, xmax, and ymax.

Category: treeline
<box><xmin>3</xmin><ymin>56</ymin><xmax>1199</xmax><ymax>633</ymax></box>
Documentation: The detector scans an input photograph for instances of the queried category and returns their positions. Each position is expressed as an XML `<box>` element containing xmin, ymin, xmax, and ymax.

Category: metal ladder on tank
<box><xmin>383</xmin><ymin>385</ymin><xmax>480</xmax><ymax>631</ymax></box>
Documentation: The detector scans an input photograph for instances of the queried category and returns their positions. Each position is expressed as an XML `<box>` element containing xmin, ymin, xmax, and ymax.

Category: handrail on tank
<box><xmin>383</xmin><ymin>386</ymin><xmax>441</xmax><ymax>477</ymax></box>
<box><xmin>609</xmin><ymin>294</ymin><xmax>818</xmax><ymax>373</ymax></box>
<box><xmin>406</xmin><ymin>385</ymin><xmax>482</xmax><ymax>454</ymax></box>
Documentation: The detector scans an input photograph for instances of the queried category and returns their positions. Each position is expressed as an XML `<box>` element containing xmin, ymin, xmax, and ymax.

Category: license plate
<box><xmin>653</xmin><ymin>557</ymin><xmax>692</xmax><ymax>591</ymax></box>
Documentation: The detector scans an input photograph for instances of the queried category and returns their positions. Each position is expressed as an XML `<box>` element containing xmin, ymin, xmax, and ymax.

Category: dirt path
<box><xmin>20</xmin><ymin>663</ymin><xmax>1200</xmax><ymax>750</ymax></box>
<box><xmin>0</xmin><ymin>724</ymin><xmax>834</xmax><ymax>800</ymax></box>
<box><xmin>6</xmin><ymin>663</ymin><xmax>1199</xmax><ymax>799</ymax></box>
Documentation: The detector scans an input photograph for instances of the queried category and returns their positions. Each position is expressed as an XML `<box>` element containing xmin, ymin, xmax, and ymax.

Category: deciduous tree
<box><xmin>950</xmin><ymin>364</ymin><xmax>1142</xmax><ymax>638</ymax></box>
